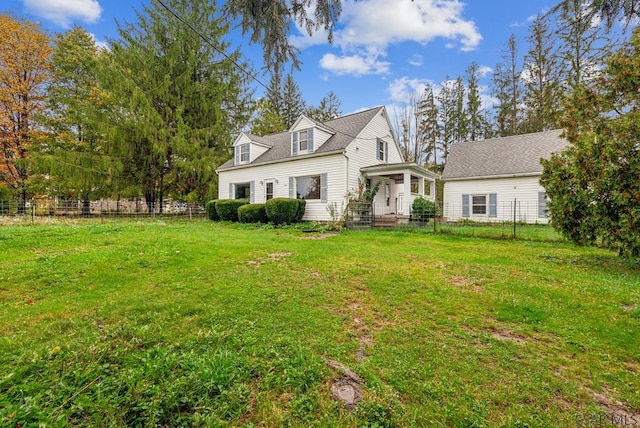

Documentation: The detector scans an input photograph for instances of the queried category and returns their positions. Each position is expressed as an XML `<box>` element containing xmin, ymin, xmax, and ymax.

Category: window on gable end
<box><xmin>377</xmin><ymin>138</ymin><xmax>385</xmax><ymax>161</ymax></box>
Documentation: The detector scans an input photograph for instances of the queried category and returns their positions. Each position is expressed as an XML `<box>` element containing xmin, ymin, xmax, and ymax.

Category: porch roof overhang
<box><xmin>361</xmin><ymin>163</ymin><xmax>440</xmax><ymax>181</ymax></box>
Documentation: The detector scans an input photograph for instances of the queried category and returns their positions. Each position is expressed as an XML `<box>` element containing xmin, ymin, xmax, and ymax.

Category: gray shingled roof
<box><xmin>217</xmin><ymin>107</ymin><xmax>383</xmax><ymax>171</ymax></box>
<box><xmin>442</xmin><ymin>129</ymin><xmax>569</xmax><ymax>180</ymax></box>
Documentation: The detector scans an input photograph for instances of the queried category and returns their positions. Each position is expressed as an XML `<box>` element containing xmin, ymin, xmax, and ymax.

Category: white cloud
<box><xmin>408</xmin><ymin>54</ymin><xmax>423</xmax><ymax>67</ymax></box>
<box><xmin>23</xmin><ymin>0</ymin><xmax>102</xmax><ymax>27</ymax></box>
<box><xmin>319</xmin><ymin>52</ymin><xmax>390</xmax><ymax>76</ymax></box>
<box><xmin>478</xmin><ymin>65</ymin><xmax>493</xmax><ymax>78</ymax></box>
<box><xmin>292</xmin><ymin>0</ymin><xmax>482</xmax><ymax>76</ymax></box>
<box><xmin>337</xmin><ymin>0</ymin><xmax>481</xmax><ymax>51</ymax></box>
<box><xmin>387</xmin><ymin>77</ymin><xmax>435</xmax><ymax>104</ymax></box>
<box><xmin>88</xmin><ymin>32</ymin><xmax>109</xmax><ymax>51</ymax></box>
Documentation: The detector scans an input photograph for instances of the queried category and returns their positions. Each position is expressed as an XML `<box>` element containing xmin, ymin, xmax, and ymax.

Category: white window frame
<box><xmin>235</xmin><ymin>143</ymin><xmax>250</xmax><ymax>164</ymax></box>
<box><xmin>295</xmin><ymin>175</ymin><xmax>321</xmax><ymax>200</ymax></box>
<box><xmin>472</xmin><ymin>194</ymin><xmax>487</xmax><ymax>215</ymax></box>
<box><xmin>298</xmin><ymin>130</ymin><xmax>308</xmax><ymax>152</ymax></box>
<box><xmin>377</xmin><ymin>139</ymin><xmax>385</xmax><ymax>161</ymax></box>
<box><xmin>235</xmin><ymin>182</ymin><xmax>251</xmax><ymax>199</ymax></box>
<box><xmin>538</xmin><ymin>191</ymin><xmax>548</xmax><ymax>218</ymax></box>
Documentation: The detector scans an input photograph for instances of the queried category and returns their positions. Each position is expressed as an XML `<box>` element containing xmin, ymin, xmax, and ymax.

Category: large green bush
<box><xmin>412</xmin><ymin>197</ymin><xmax>437</xmax><ymax>222</ymax></box>
<box><xmin>215</xmin><ymin>199</ymin><xmax>248</xmax><ymax>222</ymax></box>
<box><xmin>238</xmin><ymin>203</ymin><xmax>268</xmax><ymax>223</ymax></box>
<box><xmin>295</xmin><ymin>199</ymin><xmax>306</xmax><ymax>221</ymax></box>
<box><xmin>205</xmin><ymin>200</ymin><xmax>219</xmax><ymax>221</ymax></box>
<box><xmin>265</xmin><ymin>198</ymin><xmax>300</xmax><ymax>225</ymax></box>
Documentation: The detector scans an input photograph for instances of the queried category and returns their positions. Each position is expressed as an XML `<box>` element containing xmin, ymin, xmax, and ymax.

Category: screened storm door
<box><xmin>265</xmin><ymin>180</ymin><xmax>275</xmax><ymax>201</ymax></box>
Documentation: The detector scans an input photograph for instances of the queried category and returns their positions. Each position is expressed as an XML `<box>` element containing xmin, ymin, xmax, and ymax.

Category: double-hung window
<box><xmin>377</xmin><ymin>139</ymin><xmax>385</xmax><ymax>161</ymax></box>
<box><xmin>472</xmin><ymin>195</ymin><xmax>487</xmax><ymax>215</ymax></box>
<box><xmin>235</xmin><ymin>144</ymin><xmax>249</xmax><ymax>164</ymax></box>
<box><xmin>298</xmin><ymin>130</ymin><xmax>308</xmax><ymax>152</ymax></box>
<box><xmin>463</xmin><ymin>193</ymin><xmax>497</xmax><ymax>218</ymax></box>
<box><xmin>292</xmin><ymin>128</ymin><xmax>314</xmax><ymax>155</ymax></box>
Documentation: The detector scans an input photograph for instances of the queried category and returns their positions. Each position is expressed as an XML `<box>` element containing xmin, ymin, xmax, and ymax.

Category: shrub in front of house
<box><xmin>205</xmin><ymin>200</ymin><xmax>219</xmax><ymax>221</ymax></box>
<box><xmin>215</xmin><ymin>199</ymin><xmax>248</xmax><ymax>222</ymax></box>
<box><xmin>295</xmin><ymin>198</ymin><xmax>306</xmax><ymax>222</ymax></box>
<box><xmin>238</xmin><ymin>203</ymin><xmax>268</xmax><ymax>223</ymax></box>
<box><xmin>412</xmin><ymin>197</ymin><xmax>437</xmax><ymax>222</ymax></box>
<box><xmin>265</xmin><ymin>198</ymin><xmax>300</xmax><ymax>225</ymax></box>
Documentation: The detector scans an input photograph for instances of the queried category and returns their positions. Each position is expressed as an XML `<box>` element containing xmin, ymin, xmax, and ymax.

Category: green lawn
<box><xmin>1</xmin><ymin>220</ymin><xmax>639</xmax><ymax>427</ymax></box>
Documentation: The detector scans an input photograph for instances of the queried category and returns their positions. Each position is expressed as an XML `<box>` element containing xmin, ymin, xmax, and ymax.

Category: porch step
<box><xmin>374</xmin><ymin>216</ymin><xmax>399</xmax><ymax>228</ymax></box>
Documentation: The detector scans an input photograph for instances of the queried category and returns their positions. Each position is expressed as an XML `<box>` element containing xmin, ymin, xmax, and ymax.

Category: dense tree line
<box><xmin>0</xmin><ymin>3</ymin><xmax>343</xmax><ymax>211</ymax></box>
<box><xmin>393</xmin><ymin>1</ymin><xmax>620</xmax><ymax>171</ymax></box>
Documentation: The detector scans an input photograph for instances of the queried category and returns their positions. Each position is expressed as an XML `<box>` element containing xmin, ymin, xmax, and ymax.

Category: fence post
<box><xmin>513</xmin><ymin>198</ymin><xmax>517</xmax><ymax>239</ymax></box>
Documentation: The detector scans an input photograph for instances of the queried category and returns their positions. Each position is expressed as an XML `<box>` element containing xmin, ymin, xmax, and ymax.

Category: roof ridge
<box><xmin>324</xmin><ymin>106</ymin><xmax>383</xmax><ymax>124</ymax></box>
<box><xmin>462</xmin><ymin>129</ymin><xmax>563</xmax><ymax>145</ymax></box>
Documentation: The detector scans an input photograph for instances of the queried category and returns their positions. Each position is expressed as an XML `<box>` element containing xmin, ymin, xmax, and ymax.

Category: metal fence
<box><xmin>345</xmin><ymin>201</ymin><xmax>374</xmax><ymax>229</ymax></box>
<box><xmin>403</xmin><ymin>199</ymin><xmax>560</xmax><ymax>242</ymax></box>
<box><xmin>0</xmin><ymin>198</ymin><xmax>206</xmax><ymax>219</ymax></box>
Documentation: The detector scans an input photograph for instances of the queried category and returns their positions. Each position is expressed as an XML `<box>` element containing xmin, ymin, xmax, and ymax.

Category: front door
<box><xmin>265</xmin><ymin>181</ymin><xmax>274</xmax><ymax>201</ymax></box>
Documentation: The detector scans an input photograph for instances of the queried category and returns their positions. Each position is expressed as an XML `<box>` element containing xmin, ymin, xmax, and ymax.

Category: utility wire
<box><xmin>154</xmin><ymin>0</ymin><xmax>271</xmax><ymax>95</ymax></box>
<box><xmin>152</xmin><ymin>0</ymin><xmax>388</xmax><ymax>143</ymax></box>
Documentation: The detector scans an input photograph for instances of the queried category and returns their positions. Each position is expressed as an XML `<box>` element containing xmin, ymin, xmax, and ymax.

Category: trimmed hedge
<box><xmin>295</xmin><ymin>199</ymin><xmax>306</xmax><ymax>221</ymax></box>
<box><xmin>265</xmin><ymin>198</ymin><xmax>300</xmax><ymax>225</ymax></box>
<box><xmin>205</xmin><ymin>200</ymin><xmax>219</xmax><ymax>221</ymax></box>
<box><xmin>215</xmin><ymin>199</ymin><xmax>248</xmax><ymax>222</ymax></box>
<box><xmin>238</xmin><ymin>203</ymin><xmax>268</xmax><ymax>223</ymax></box>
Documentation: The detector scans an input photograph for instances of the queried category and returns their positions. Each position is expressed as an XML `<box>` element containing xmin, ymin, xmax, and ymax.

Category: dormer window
<box><xmin>235</xmin><ymin>143</ymin><xmax>249</xmax><ymax>164</ymax></box>
<box><xmin>292</xmin><ymin>128</ymin><xmax>314</xmax><ymax>155</ymax></box>
<box><xmin>299</xmin><ymin>130</ymin><xmax>309</xmax><ymax>151</ymax></box>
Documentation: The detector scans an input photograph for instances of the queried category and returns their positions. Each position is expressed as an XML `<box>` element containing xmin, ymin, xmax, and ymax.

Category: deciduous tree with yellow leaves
<box><xmin>0</xmin><ymin>14</ymin><xmax>52</xmax><ymax>213</ymax></box>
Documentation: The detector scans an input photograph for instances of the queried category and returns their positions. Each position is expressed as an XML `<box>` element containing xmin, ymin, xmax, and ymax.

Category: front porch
<box><xmin>361</xmin><ymin>163</ymin><xmax>439</xmax><ymax>217</ymax></box>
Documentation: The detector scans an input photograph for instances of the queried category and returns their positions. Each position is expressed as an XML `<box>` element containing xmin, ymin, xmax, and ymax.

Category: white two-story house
<box><xmin>216</xmin><ymin>106</ymin><xmax>439</xmax><ymax>221</ymax></box>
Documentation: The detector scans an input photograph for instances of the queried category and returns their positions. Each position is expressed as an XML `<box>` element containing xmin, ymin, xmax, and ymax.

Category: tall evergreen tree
<box><xmin>492</xmin><ymin>34</ymin><xmax>523</xmax><ymax>137</ymax></box>
<box><xmin>305</xmin><ymin>91</ymin><xmax>342</xmax><ymax>122</ymax></box>
<box><xmin>266</xmin><ymin>70</ymin><xmax>284</xmax><ymax>118</ymax></box>
<box><xmin>452</xmin><ymin>76</ymin><xmax>467</xmax><ymax>144</ymax></box>
<box><xmin>103</xmin><ymin>0</ymin><xmax>252</xmax><ymax>210</ymax></box>
<box><xmin>281</xmin><ymin>74</ymin><xmax>306</xmax><ymax>128</ymax></box>
<box><xmin>41</xmin><ymin>27</ymin><xmax>109</xmax><ymax>215</ymax></box>
<box><xmin>465</xmin><ymin>62</ymin><xmax>483</xmax><ymax>141</ymax></box>
<box><xmin>522</xmin><ymin>14</ymin><xmax>562</xmax><ymax>132</ymax></box>
<box><xmin>417</xmin><ymin>84</ymin><xmax>440</xmax><ymax>167</ymax></box>
<box><xmin>223</xmin><ymin>0</ymin><xmax>343</xmax><ymax>71</ymax></box>
<box><xmin>555</xmin><ymin>0</ymin><xmax>611</xmax><ymax>89</ymax></box>
<box><xmin>437</xmin><ymin>77</ymin><xmax>457</xmax><ymax>163</ymax></box>
<box><xmin>250</xmin><ymin>98</ymin><xmax>286</xmax><ymax>136</ymax></box>
<box><xmin>553</xmin><ymin>0</ymin><xmax>640</xmax><ymax>29</ymax></box>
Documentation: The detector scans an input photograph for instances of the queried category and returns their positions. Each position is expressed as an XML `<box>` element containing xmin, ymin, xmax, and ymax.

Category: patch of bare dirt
<box><xmin>490</xmin><ymin>327</ymin><xmax>526</xmax><ymax>344</ymax></box>
<box><xmin>621</xmin><ymin>304</ymin><xmax>637</xmax><ymax>311</ymax></box>
<box><xmin>299</xmin><ymin>233</ymin><xmax>338</xmax><ymax>240</ymax></box>
<box><xmin>590</xmin><ymin>389</ymin><xmax>639</xmax><ymax>420</ymax></box>
<box><xmin>246</xmin><ymin>252</ymin><xmax>292</xmax><ymax>267</ymax></box>
<box><xmin>447</xmin><ymin>275</ymin><xmax>483</xmax><ymax>293</ymax></box>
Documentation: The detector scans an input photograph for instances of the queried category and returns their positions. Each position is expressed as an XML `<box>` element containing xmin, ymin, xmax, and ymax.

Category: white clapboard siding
<box><xmin>343</xmin><ymin>109</ymin><xmax>403</xmax><ymax>195</ymax></box>
<box><xmin>444</xmin><ymin>175</ymin><xmax>550</xmax><ymax>223</ymax></box>
<box><xmin>218</xmin><ymin>153</ymin><xmax>346</xmax><ymax>221</ymax></box>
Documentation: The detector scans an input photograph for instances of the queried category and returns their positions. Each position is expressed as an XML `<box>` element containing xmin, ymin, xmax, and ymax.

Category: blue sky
<box><xmin>3</xmin><ymin>0</ymin><xmax>561</xmax><ymax>115</ymax></box>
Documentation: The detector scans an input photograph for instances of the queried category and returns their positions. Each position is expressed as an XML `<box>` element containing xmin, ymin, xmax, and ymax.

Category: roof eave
<box><xmin>443</xmin><ymin>171</ymin><xmax>542</xmax><ymax>181</ymax></box>
<box><xmin>216</xmin><ymin>149</ymin><xmax>346</xmax><ymax>173</ymax></box>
